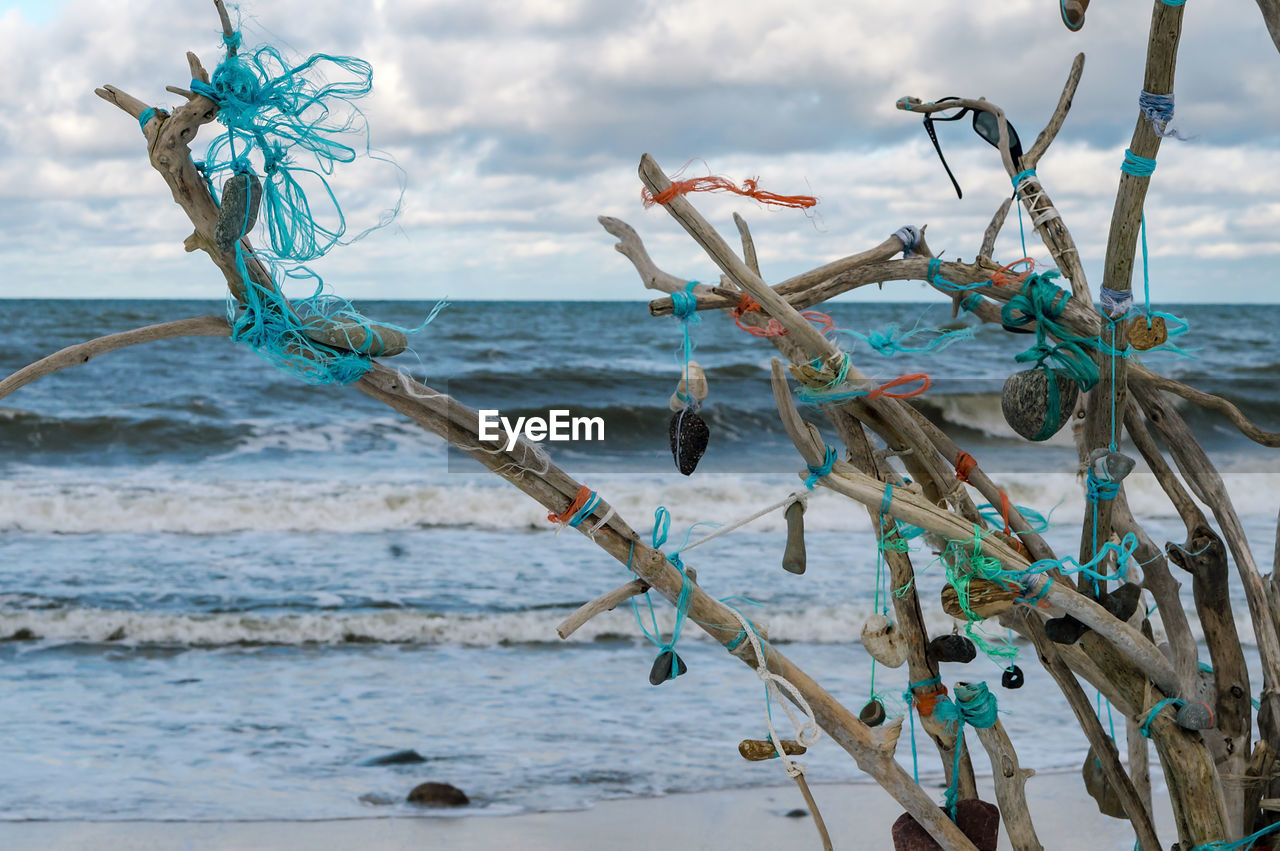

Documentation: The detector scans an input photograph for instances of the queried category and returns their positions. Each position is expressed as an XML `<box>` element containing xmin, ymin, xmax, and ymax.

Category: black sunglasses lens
<box><xmin>973</xmin><ymin>111</ymin><xmax>1021</xmax><ymax>151</ymax></box>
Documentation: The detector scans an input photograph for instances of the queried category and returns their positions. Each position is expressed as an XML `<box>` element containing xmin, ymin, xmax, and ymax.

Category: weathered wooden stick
<box><xmin>0</xmin><ymin>316</ymin><xmax>231</xmax><ymax>402</ymax></box>
<box><xmin>792</xmin><ymin>775</ymin><xmax>834</xmax><ymax>851</ymax></box>
<box><xmin>1134</xmin><ymin>382</ymin><xmax>1280</xmax><ymax>714</ymax></box>
<box><xmin>1022</xmin><ymin>610</ymin><xmax>1163</xmax><ymax>850</ymax></box>
<box><xmin>356</xmin><ymin>365</ymin><xmax>978</xmax><ymax>849</ymax></box>
<box><xmin>556</xmin><ymin>579</ymin><xmax>650</xmax><ymax>639</ymax></box>
<box><xmin>1259</xmin><ymin>0</ymin><xmax>1280</xmax><ymax>54</ymax></box>
<box><xmin>733</xmin><ymin>213</ymin><xmax>761</xmax><ymax>277</ymax></box>
<box><xmin>959</xmin><ymin>699</ymin><xmax>1042</xmax><ymax>850</ymax></box>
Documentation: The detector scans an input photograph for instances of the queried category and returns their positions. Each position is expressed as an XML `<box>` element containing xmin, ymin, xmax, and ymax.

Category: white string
<box><xmin>586</xmin><ymin>506</ymin><xmax>615</xmax><ymax>540</ymax></box>
<box><xmin>726</xmin><ymin>606</ymin><xmax>821</xmax><ymax>779</ymax></box>
<box><xmin>680</xmin><ymin>492</ymin><xmax>807</xmax><ymax>554</ymax></box>
<box><xmin>1013</xmin><ymin>173</ymin><xmax>1062</xmax><ymax>230</ymax></box>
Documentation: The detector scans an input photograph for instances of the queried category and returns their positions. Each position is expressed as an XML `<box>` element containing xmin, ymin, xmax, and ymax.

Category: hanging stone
<box><xmin>214</xmin><ymin>170</ymin><xmax>263</xmax><ymax>253</ymax></box>
<box><xmin>859</xmin><ymin>698</ymin><xmax>886</xmax><ymax>728</ymax></box>
<box><xmin>861</xmin><ymin>614</ymin><xmax>908</xmax><ymax>668</ymax></box>
<box><xmin>781</xmin><ymin>500</ymin><xmax>807</xmax><ymax>575</ymax></box>
<box><xmin>669</xmin><ymin>408</ymin><xmax>709</xmax><ymax>476</ymax></box>
<box><xmin>1000</xmin><ymin>665</ymin><xmax>1025</xmax><ymax>690</ymax></box>
<box><xmin>648</xmin><ymin>649</ymin><xmax>687</xmax><ymax>685</ymax></box>
<box><xmin>941</xmin><ymin>579</ymin><xmax>1016</xmax><ymax>621</ymax></box>
<box><xmin>928</xmin><ymin>634</ymin><xmax>976</xmax><ymax>665</ymax></box>
<box><xmin>1127</xmin><ymin>314</ymin><xmax>1168</xmax><ymax>351</ymax></box>
<box><xmin>1175</xmin><ymin>701</ymin><xmax>1215</xmax><ymax>731</ymax></box>
<box><xmin>668</xmin><ymin>360</ymin><xmax>709</xmax><ymax>411</ymax></box>
<box><xmin>1082</xmin><ymin>745</ymin><xmax>1127</xmax><ymax>819</ymax></box>
<box><xmin>1088</xmin><ymin>447</ymin><xmax>1136</xmax><ymax>484</ymax></box>
<box><xmin>1000</xmin><ymin>366</ymin><xmax>1079</xmax><ymax>442</ymax></box>
<box><xmin>1045</xmin><ymin>614</ymin><xmax>1089</xmax><ymax>645</ymax></box>
<box><xmin>738</xmin><ymin>738</ymin><xmax>806</xmax><ymax>761</ymax></box>
<box><xmin>891</xmin><ymin>799</ymin><xmax>1001</xmax><ymax>851</ymax></box>
<box><xmin>1103</xmin><ymin>583</ymin><xmax>1142</xmax><ymax>624</ymax></box>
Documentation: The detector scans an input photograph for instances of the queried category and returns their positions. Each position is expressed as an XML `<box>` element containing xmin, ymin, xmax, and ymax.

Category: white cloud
<box><xmin>0</xmin><ymin>0</ymin><xmax>1276</xmax><ymax>301</ymax></box>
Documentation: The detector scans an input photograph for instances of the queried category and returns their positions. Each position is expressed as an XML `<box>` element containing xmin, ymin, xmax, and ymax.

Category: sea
<box><xmin>1</xmin><ymin>298</ymin><xmax>1277</xmax><ymax>822</ymax></box>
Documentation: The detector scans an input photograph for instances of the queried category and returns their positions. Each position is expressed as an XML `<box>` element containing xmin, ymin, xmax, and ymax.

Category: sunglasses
<box><xmin>923</xmin><ymin>98</ymin><xmax>1025</xmax><ymax>200</ymax></box>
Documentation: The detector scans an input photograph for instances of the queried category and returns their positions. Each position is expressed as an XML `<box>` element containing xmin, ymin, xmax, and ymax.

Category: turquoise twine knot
<box><xmin>960</xmin><ymin>294</ymin><xmax>983</xmax><ymax>312</ymax></box>
<box><xmin>671</xmin><ymin>281</ymin><xmax>700</xmax><ymax>407</ymax></box>
<box><xmin>804</xmin><ymin>446</ymin><xmax>837</xmax><ymax>489</ymax></box>
<box><xmin>631</xmin><ymin>507</ymin><xmax>695</xmax><ymax>682</ymax></box>
<box><xmin>925</xmin><ymin>257</ymin><xmax>987</xmax><ymax>294</ymax></box>
<box><xmin>1086</xmin><ymin>470</ymin><xmax>1120</xmax><ymax>503</ymax></box>
<box><xmin>841</xmin><ymin>322</ymin><xmax>973</xmax><ymax>358</ymax></box>
<box><xmin>1191</xmin><ymin>821</ymin><xmax>1280</xmax><ymax>850</ymax></box>
<box><xmin>1121</xmin><ymin>149</ymin><xmax>1157</xmax><ymax>178</ymax></box>
<box><xmin>223</xmin><ymin>30</ymin><xmax>243</xmax><ymax>50</ymax></box>
<box><xmin>138</xmin><ymin>108</ymin><xmax>158</xmax><ymax>132</ymax></box>
<box><xmin>1139</xmin><ymin>697</ymin><xmax>1186</xmax><ymax>738</ymax></box>
<box><xmin>930</xmin><ymin>682</ymin><xmax>999</xmax><ymax>820</ymax></box>
<box><xmin>1161</xmin><ymin>0</ymin><xmax>1187</xmax><ymax>5</ymax></box>
<box><xmin>567</xmin><ymin>491</ymin><xmax>601</xmax><ymax>528</ymax></box>
<box><xmin>671</xmin><ymin>282</ymin><xmax>700</xmax><ymax>321</ymax></box>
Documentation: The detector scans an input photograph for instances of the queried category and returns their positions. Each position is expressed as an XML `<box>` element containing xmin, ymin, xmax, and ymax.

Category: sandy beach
<box><xmin>0</xmin><ymin>771</ymin><xmax>1177</xmax><ymax>850</ymax></box>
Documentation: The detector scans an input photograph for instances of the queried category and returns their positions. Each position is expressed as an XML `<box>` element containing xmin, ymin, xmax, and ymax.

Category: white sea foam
<box><xmin>2</xmin><ymin>460</ymin><xmax>1277</xmax><ymax>535</ymax></box>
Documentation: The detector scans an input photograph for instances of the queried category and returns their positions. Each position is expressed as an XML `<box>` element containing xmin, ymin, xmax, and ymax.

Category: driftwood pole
<box><xmin>0</xmin><ymin>1</ymin><xmax>1276</xmax><ymax>849</ymax></box>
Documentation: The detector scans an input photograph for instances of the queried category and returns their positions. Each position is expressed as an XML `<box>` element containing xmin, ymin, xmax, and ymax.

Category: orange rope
<box><xmin>731</xmin><ymin>294</ymin><xmax>834</xmax><ymax>338</ymax></box>
<box><xmin>866</xmin><ymin>373</ymin><xmax>930</xmax><ymax>400</ymax></box>
<box><xmin>915</xmin><ymin>683</ymin><xmax>949</xmax><ymax>717</ymax></box>
<box><xmin>547</xmin><ymin>485</ymin><xmax>592</xmax><ymax>524</ymax></box>
<box><xmin>643</xmin><ymin>175</ymin><xmax>818</xmax><ymax>210</ymax></box>
<box><xmin>954</xmin><ymin>451</ymin><xmax>978</xmax><ymax>483</ymax></box>
<box><xmin>990</xmin><ymin>257</ymin><xmax>1035</xmax><ymax>288</ymax></box>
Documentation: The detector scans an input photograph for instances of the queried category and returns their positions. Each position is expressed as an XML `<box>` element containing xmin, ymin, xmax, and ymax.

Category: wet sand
<box><xmin>0</xmin><ymin>770</ymin><xmax>1178</xmax><ymax>849</ymax></box>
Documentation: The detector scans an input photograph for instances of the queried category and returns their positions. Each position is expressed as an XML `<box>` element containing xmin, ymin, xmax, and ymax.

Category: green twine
<box><xmin>939</xmin><ymin>528</ymin><xmax>1019</xmax><ymax>661</ymax></box>
<box><xmin>903</xmin><ymin>676</ymin><xmax>941</xmax><ymax>784</ymax></box>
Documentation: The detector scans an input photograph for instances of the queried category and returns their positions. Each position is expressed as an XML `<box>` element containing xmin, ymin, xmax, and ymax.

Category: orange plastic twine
<box><xmin>865</xmin><ymin>373</ymin><xmax>930</xmax><ymax>400</ymax></box>
<box><xmin>731</xmin><ymin>294</ymin><xmax>834</xmax><ymax>338</ymax></box>
<box><xmin>954</xmin><ymin>451</ymin><xmax>978</xmax><ymax>483</ymax></box>
<box><xmin>915</xmin><ymin>683</ymin><xmax>949</xmax><ymax>717</ymax></box>
<box><xmin>643</xmin><ymin>175</ymin><xmax>818</xmax><ymax>210</ymax></box>
<box><xmin>990</xmin><ymin>257</ymin><xmax>1035</xmax><ymax>288</ymax></box>
<box><xmin>548</xmin><ymin>485</ymin><xmax>592</xmax><ymax>525</ymax></box>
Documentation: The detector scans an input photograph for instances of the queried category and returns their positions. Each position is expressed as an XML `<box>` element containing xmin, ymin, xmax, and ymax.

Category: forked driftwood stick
<box><xmin>556</xmin><ymin>579</ymin><xmax>650</xmax><ymax>639</ymax></box>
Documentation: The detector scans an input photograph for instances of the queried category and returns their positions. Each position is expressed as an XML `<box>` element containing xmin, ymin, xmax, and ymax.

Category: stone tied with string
<box><xmin>213</xmin><ymin>167</ymin><xmax>262</xmax><ymax>253</ymax></box>
<box><xmin>669</xmin><ymin>285</ymin><xmax>710</xmax><ymax>476</ymax></box>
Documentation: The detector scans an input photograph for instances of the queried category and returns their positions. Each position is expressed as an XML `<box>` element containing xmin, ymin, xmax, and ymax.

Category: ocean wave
<box><xmin>2</xmin><ymin>464</ymin><xmax>1278</xmax><ymax>535</ymax></box>
<box><xmin>0</xmin><ymin>597</ymin><xmax>1251</xmax><ymax>649</ymax></box>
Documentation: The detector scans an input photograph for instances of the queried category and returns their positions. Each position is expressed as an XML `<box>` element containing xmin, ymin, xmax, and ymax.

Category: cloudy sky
<box><xmin>0</xmin><ymin>0</ymin><xmax>1276</xmax><ymax>302</ymax></box>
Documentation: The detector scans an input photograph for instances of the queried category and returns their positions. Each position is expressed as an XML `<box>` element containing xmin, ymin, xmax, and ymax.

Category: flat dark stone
<box><xmin>859</xmin><ymin>699</ymin><xmax>886</xmax><ymax>727</ymax></box>
<box><xmin>407</xmin><ymin>782</ymin><xmax>469</xmax><ymax>807</ymax></box>
<box><xmin>1103</xmin><ymin>583</ymin><xmax>1142</xmax><ymax>623</ymax></box>
<box><xmin>892</xmin><ymin>800</ymin><xmax>1000</xmax><ymax>850</ymax></box>
<box><xmin>928</xmin><ymin>634</ymin><xmax>976</xmax><ymax>664</ymax></box>
<box><xmin>1045</xmin><ymin>615</ymin><xmax>1090</xmax><ymax>645</ymax></box>
<box><xmin>669</xmin><ymin>408</ymin><xmax>709</xmax><ymax>476</ymax></box>
<box><xmin>363</xmin><ymin>749</ymin><xmax>428</xmax><ymax>766</ymax></box>
<box><xmin>1001</xmin><ymin>367</ymin><xmax>1078</xmax><ymax>442</ymax></box>
<box><xmin>1001</xmin><ymin>665</ymin><xmax>1025</xmax><ymax>690</ymax></box>
<box><xmin>214</xmin><ymin>171</ymin><xmax>263</xmax><ymax>253</ymax></box>
<box><xmin>649</xmin><ymin>649</ymin><xmax>688</xmax><ymax>685</ymax></box>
